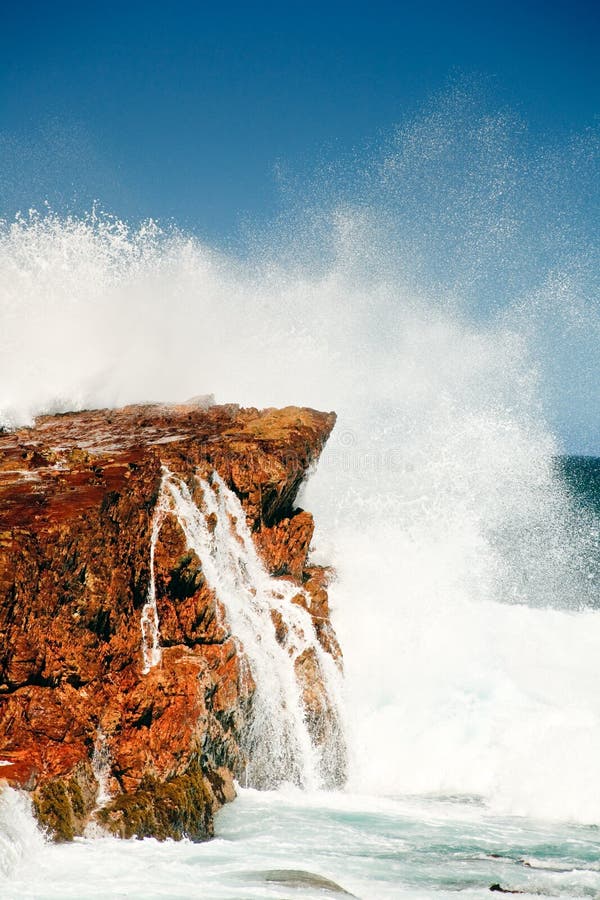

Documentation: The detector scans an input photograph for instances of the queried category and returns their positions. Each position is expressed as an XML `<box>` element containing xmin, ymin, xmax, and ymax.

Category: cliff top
<box><xmin>0</xmin><ymin>400</ymin><xmax>336</xmax><ymax>455</ymax></box>
<box><xmin>0</xmin><ymin>401</ymin><xmax>336</xmax><ymax>528</ymax></box>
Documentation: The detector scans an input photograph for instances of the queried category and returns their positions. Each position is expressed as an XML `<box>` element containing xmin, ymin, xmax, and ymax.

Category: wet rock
<box><xmin>261</xmin><ymin>869</ymin><xmax>356</xmax><ymax>896</ymax></box>
<box><xmin>0</xmin><ymin>402</ymin><xmax>339</xmax><ymax>840</ymax></box>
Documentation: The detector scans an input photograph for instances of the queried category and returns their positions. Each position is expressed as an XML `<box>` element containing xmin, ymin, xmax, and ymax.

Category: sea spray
<box><xmin>0</xmin><ymin>91</ymin><xmax>597</xmax><ymax>824</ymax></box>
<box><xmin>0</xmin><ymin>788</ymin><xmax>43</xmax><ymax>880</ymax></box>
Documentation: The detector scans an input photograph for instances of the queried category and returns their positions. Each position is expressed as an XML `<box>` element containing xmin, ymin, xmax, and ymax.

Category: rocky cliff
<box><xmin>0</xmin><ymin>400</ymin><xmax>341</xmax><ymax>841</ymax></box>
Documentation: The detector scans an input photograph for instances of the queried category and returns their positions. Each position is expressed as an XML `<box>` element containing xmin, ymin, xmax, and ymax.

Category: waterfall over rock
<box><xmin>160</xmin><ymin>468</ymin><xmax>345</xmax><ymax>789</ymax></box>
<box><xmin>0</xmin><ymin>401</ymin><xmax>344</xmax><ymax>840</ymax></box>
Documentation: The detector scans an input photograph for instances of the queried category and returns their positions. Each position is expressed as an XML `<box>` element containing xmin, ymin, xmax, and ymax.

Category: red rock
<box><xmin>0</xmin><ymin>401</ymin><xmax>339</xmax><ymax>840</ymax></box>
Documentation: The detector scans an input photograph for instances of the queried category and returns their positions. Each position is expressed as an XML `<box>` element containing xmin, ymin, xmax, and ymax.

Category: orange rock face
<box><xmin>0</xmin><ymin>401</ymin><xmax>338</xmax><ymax>840</ymax></box>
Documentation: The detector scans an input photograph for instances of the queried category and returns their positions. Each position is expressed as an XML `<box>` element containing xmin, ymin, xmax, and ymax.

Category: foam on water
<box><xmin>0</xmin><ymin>788</ymin><xmax>44</xmax><ymax>880</ymax></box>
<box><xmin>2</xmin><ymin>787</ymin><xmax>600</xmax><ymax>899</ymax></box>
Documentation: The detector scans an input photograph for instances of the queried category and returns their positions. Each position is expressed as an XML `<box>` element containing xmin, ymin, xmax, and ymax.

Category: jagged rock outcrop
<box><xmin>0</xmin><ymin>400</ymin><xmax>339</xmax><ymax>840</ymax></box>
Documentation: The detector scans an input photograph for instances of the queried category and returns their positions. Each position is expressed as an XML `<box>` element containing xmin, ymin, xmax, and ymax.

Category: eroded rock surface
<box><xmin>0</xmin><ymin>401</ymin><xmax>338</xmax><ymax>840</ymax></box>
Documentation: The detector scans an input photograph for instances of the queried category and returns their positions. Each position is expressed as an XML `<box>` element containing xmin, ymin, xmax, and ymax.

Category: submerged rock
<box><xmin>0</xmin><ymin>401</ymin><xmax>341</xmax><ymax>840</ymax></box>
<box><xmin>261</xmin><ymin>869</ymin><xmax>356</xmax><ymax>895</ymax></box>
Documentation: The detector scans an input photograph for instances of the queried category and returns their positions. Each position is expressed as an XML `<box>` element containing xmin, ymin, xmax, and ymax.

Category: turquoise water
<box><xmin>557</xmin><ymin>457</ymin><xmax>600</xmax><ymax>601</ymax></box>
<box><xmin>559</xmin><ymin>458</ymin><xmax>600</xmax><ymax>522</ymax></box>
<box><xmin>3</xmin><ymin>788</ymin><xmax>600</xmax><ymax>899</ymax></box>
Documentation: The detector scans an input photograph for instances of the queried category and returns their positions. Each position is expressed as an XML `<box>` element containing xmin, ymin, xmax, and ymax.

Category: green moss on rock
<box><xmin>33</xmin><ymin>762</ymin><xmax>99</xmax><ymax>842</ymax></box>
<box><xmin>67</xmin><ymin>776</ymin><xmax>85</xmax><ymax>817</ymax></box>
<box><xmin>97</xmin><ymin>761</ymin><xmax>214</xmax><ymax>841</ymax></box>
<box><xmin>34</xmin><ymin>780</ymin><xmax>76</xmax><ymax>842</ymax></box>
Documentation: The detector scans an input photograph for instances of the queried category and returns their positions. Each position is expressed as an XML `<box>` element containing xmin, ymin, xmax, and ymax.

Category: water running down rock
<box><xmin>0</xmin><ymin>401</ymin><xmax>344</xmax><ymax>840</ymax></box>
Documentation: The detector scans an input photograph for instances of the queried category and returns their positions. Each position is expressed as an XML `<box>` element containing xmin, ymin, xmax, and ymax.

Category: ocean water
<box><xmin>559</xmin><ymin>458</ymin><xmax>600</xmax><ymax>523</ymax></box>
<box><xmin>1</xmin><ymin>91</ymin><xmax>599</xmax><ymax>896</ymax></box>
<box><xmin>3</xmin><ymin>786</ymin><xmax>600</xmax><ymax>899</ymax></box>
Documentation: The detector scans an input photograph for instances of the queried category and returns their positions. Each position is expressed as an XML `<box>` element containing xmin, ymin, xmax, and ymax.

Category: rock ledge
<box><xmin>0</xmin><ymin>401</ymin><xmax>338</xmax><ymax>840</ymax></box>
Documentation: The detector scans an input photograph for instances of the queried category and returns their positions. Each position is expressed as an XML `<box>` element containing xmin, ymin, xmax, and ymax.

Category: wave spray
<box><xmin>0</xmin><ymin>90</ymin><xmax>599</xmax><ymax>825</ymax></box>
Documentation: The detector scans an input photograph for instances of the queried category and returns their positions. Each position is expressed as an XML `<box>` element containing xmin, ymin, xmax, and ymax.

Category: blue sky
<box><xmin>0</xmin><ymin>1</ymin><xmax>598</xmax><ymax>451</ymax></box>
<box><xmin>0</xmin><ymin>0</ymin><xmax>597</xmax><ymax>240</ymax></box>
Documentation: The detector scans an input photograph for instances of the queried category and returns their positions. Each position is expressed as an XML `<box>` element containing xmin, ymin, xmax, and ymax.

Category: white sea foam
<box><xmin>2</xmin><ymin>787</ymin><xmax>600</xmax><ymax>899</ymax></box>
<box><xmin>0</xmin><ymin>788</ymin><xmax>43</xmax><ymax>880</ymax></box>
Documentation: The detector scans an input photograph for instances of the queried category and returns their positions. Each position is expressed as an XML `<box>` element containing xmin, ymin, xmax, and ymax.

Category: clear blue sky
<box><xmin>0</xmin><ymin>0</ymin><xmax>597</xmax><ymax>241</ymax></box>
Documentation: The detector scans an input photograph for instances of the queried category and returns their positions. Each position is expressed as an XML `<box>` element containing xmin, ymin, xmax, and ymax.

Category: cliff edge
<box><xmin>0</xmin><ymin>401</ymin><xmax>341</xmax><ymax>840</ymax></box>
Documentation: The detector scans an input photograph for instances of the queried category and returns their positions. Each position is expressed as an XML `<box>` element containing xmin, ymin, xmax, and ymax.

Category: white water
<box><xmin>2</xmin><ymin>788</ymin><xmax>600</xmax><ymax>898</ymax></box>
<box><xmin>0</xmin><ymin>92</ymin><xmax>599</xmax><ymax>892</ymax></box>
<box><xmin>0</xmin><ymin>790</ymin><xmax>44</xmax><ymax>880</ymax></box>
<box><xmin>158</xmin><ymin>468</ymin><xmax>345</xmax><ymax>789</ymax></box>
<box><xmin>140</xmin><ymin>469</ymin><xmax>171</xmax><ymax>673</ymax></box>
<box><xmin>90</xmin><ymin>730</ymin><xmax>112</xmax><ymax>811</ymax></box>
